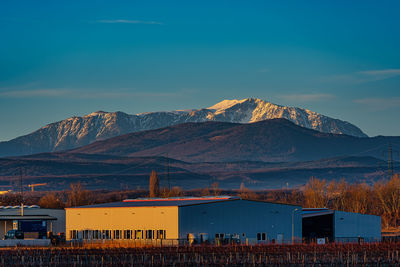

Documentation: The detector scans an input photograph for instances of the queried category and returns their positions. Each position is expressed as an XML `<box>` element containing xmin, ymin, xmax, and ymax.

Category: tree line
<box><xmin>239</xmin><ymin>175</ymin><xmax>400</xmax><ymax>229</ymax></box>
<box><xmin>2</xmin><ymin>169</ymin><xmax>399</xmax><ymax>229</ymax></box>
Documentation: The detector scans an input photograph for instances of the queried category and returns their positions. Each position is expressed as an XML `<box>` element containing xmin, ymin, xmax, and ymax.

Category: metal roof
<box><xmin>69</xmin><ymin>196</ymin><xmax>240</xmax><ymax>209</ymax></box>
<box><xmin>0</xmin><ymin>205</ymin><xmax>40</xmax><ymax>209</ymax></box>
<box><xmin>0</xmin><ymin>215</ymin><xmax>57</xmax><ymax>220</ymax></box>
<box><xmin>302</xmin><ymin>208</ymin><xmax>334</xmax><ymax>218</ymax></box>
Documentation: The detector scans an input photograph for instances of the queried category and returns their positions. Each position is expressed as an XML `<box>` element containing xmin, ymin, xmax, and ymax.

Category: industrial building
<box><xmin>0</xmin><ymin>205</ymin><xmax>65</xmax><ymax>239</ymax></box>
<box><xmin>66</xmin><ymin>196</ymin><xmax>302</xmax><ymax>244</ymax></box>
<box><xmin>302</xmin><ymin>208</ymin><xmax>381</xmax><ymax>243</ymax></box>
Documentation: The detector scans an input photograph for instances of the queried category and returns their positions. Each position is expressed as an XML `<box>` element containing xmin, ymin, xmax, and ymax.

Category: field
<box><xmin>1</xmin><ymin>243</ymin><xmax>400</xmax><ymax>266</ymax></box>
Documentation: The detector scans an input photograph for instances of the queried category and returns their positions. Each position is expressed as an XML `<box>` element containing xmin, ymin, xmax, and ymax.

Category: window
<box><xmin>103</xmin><ymin>230</ymin><xmax>111</xmax><ymax>240</ymax></box>
<box><xmin>70</xmin><ymin>230</ymin><xmax>78</xmax><ymax>240</ymax></box>
<box><xmin>156</xmin><ymin>230</ymin><xmax>166</xmax><ymax>239</ymax></box>
<box><xmin>215</xmin><ymin>233</ymin><xmax>224</xmax><ymax>239</ymax></box>
<box><xmin>257</xmin><ymin>232</ymin><xmax>267</xmax><ymax>241</ymax></box>
<box><xmin>124</xmin><ymin>230</ymin><xmax>132</xmax><ymax>239</ymax></box>
<box><xmin>101</xmin><ymin>230</ymin><xmax>106</xmax><ymax>240</ymax></box>
<box><xmin>135</xmin><ymin>230</ymin><xmax>143</xmax><ymax>240</ymax></box>
<box><xmin>94</xmin><ymin>230</ymin><xmax>99</xmax><ymax>239</ymax></box>
<box><xmin>113</xmin><ymin>230</ymin><xmax>122</xmax><ymax>239</ymax></box>
<box><xmin>145</xmin><ymin>230</ymin><xmax>153</xmax><ymax>239</ymax></box>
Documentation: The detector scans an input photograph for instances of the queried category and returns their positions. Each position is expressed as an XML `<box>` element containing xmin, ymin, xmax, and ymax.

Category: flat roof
<box><xmin>0</xmin><ymin>215</ymin><xmax>57</xmax><ymax>220</ymax></box>
<box><xmin>302</xmin><ymin>208</ymin><xmax>334</xmax><ymax>218</ymax></box>
<box><xmin>70</xmin><ymin>196</ymin><xmax>240</xmax><ymax>208</ymax></box>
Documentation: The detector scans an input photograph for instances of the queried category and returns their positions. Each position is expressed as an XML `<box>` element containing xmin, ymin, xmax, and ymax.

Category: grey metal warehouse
<box><xmin>302</xmin><ymin>208</ymin><xmax>381</xmax><ymax>243</ymax></box>
<box><xmin>66</xmin><ymin>196</ymin><xmax>302</xmax><ymax>244</ymax></box>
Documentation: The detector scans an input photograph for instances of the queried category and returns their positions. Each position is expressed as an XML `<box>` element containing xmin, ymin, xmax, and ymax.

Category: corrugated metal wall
<box><xmin>179</xmin><ymin>200</ymin><xmax>302</xmax><ymax>243</ymax></box>
<box><xmin>334</xmin><ymin>211</ymin><xmax>381</xmax><ymax>242</ymax></box>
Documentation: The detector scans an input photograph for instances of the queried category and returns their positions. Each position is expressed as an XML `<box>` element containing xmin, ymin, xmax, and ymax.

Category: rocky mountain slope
<box><xmin>71</xmin><ymin>119</ymin><xmax>397</xmax><ymax>163</ymax></box>
<box><xmin>0</xmin><ymin>98</ymin><xmax>367</xmax><ymax>157</ymax></box>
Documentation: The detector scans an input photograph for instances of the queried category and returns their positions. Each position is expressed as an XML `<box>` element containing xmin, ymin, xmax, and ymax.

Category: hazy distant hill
<box><xmin>0</xmin><ymin>153</ymin><xmax>392</xmax><ymax>190</ymax></box>
<box><xmin>0</xmin><ymin>98</ymin><xmax>367</xmax><ymax>157</ymax></box>
<box><xmin>71</xmin><ymin>119</ymin><xmax>398</xmax><ymax>162</ymax></box>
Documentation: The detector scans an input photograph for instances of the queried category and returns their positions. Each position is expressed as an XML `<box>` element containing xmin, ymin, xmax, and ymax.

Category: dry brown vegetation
<box><xmin>1</xmin><ymin>173</ymin><xmax>400</xmax><ymax>229</ymax></box>
<box><xmin>262</xmin><ymin>174</ymin><xmax>400</xmax><ymax>229</ymax></box>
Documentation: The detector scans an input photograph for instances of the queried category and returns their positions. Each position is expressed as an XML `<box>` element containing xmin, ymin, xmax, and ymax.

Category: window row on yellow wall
<box><xmin>70</xmin><ymin>229</ymin><xmax>167</xmax><ymax>240</ymax></box>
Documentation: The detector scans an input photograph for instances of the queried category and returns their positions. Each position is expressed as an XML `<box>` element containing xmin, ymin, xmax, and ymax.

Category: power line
<box><xmin>19</xmin><ymin>167</ymin><xmax>24</xmax><ymax>204</ymax></box>
<box><xmin>166</xmin><ymin>153</ymin><xmax>170</xmax><ymax>190</ymax></box>
<box><xmin>383</xmin><ymin>143</ymin><xmax>399</xmax><ymax>178</ymax></box>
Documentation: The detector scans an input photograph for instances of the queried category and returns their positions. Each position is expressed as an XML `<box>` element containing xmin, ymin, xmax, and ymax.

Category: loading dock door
<box><xmin>303</xmin><ymin>214</ymin><xmax>334</xmax><ymax>243</ymax></box>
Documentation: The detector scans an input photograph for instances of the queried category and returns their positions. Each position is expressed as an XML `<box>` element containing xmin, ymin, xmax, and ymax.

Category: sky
<box><xmin>1</xmin><ymin>0</ymin><xmax>400</xmax><ymax>141</ymax></box>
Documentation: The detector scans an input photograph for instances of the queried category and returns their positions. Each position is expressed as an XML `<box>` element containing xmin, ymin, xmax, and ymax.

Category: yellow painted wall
<box><xmin>65</xmin><ymin>206</ymin><xmax>179</xmax><ymax>240</ymax></box>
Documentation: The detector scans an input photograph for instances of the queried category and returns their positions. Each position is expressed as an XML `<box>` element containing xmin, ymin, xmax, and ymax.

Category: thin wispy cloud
<box><xmin>0</xmin><ymin>89</ymin><xmax>70</xmax><ymax>98</ymax></box>
<box><xmin>357</xmin><ymin>69</ymin><xmax>400</xmax><ymax>76</ymax></box>
<box><xmin>96</xmin><ymin>19</ymin><xmax>163</xmax><ymax>25</ymax></box>
<box><xmin>277</xmin><ymin>93</ymin><xmax>335</xmax><ymax>102</ymax></box>
<box><xmin>354</xmin><ymin>97</ymin><xmax>400</xmax><ymax>111</ymax></box>
<box><xmin>0</xmin><ymin>89</ymin><xmax>178</xmax><ymax>99</ymax></box>
<box><xmin>324</xmin><ymin>69</ymin><xmax>400</xmax><ymax>84</ymax></box>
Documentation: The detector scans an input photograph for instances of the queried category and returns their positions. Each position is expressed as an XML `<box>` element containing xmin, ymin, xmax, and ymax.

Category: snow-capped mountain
<box><xmin>0</xmin><ymin>98</ymin><xmax>367</xmax><ymax>157</ymax></box>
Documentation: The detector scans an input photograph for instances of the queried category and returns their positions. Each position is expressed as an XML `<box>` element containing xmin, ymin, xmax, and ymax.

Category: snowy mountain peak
<box><xmin>86</xmin><ymin>110</ymin><xmax>110</xmax><ymax>117</ymax></box>
<box><xmin>208</xmin><ymin>99</ymin><xmax>249</xmax><ymax>111</ymax></box>
<box><xmin>0</xmin><ymin>97</ymin><xmax>368</xmax><ymax>157</ymax></box>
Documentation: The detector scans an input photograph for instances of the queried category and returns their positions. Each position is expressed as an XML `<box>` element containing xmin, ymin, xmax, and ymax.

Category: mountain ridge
<box><xmin>70</xmin><ymin>119</ymin><xmax>399</xmax><ymax>163</ymax></box>
<box><xmin>0</xmin><ymin>98</ymin><xmax>367</xmax><ymax>157</ymax></box>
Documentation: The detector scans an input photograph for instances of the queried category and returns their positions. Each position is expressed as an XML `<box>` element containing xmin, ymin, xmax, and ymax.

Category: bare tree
<box><xmin>238</xmin><ymin>182</ymin><xmax>249</xmax><ymax>199</ymax></box>
<box><xmin>200</xmin><ymin>187</ymin><xmax>211</xmax><ymax>196</ymax></box>
<box><xmin>211</xmin><ymin>182</ymin><xmax>221</xmax><ymax>196</ymax></box>
<box><xmin>346</xmin><ymin>183</ymin><xmax>370</xmax><ymax>214</ymax></box>
<box><xmin>169</xmin><ymin>186</ymin><xmax>183</xmax><ymax>197</ymax></box>
<box><xmin>67</xmin><ymin>182</ymin><xmax>89</xmax><ymax>207</ymax></box>
<box><xmin>238</xmin><ymin>182</ymin><xmax>259</xmax><ymax>200</ymax></box>
<box><xmin>38</xmin><ymin>193</ymin><xmax>65</xmax><ymax>209</ymax></box>
<box><xmin>303</xmin><ymin>177</ymin><xmax>328</xmax><ymax>208</ymax></box>
<box><xmin>375</xmin><ymin>174</ymin><xmax>400</xmax><ymax>228</ymax></box>
<box><xmin>149</xmin><ymin>170</ymin><xmax>160</xmax><ymax>198</ymax></box>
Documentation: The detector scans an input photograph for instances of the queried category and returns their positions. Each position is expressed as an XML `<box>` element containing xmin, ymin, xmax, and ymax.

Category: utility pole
<box><xmin>388</xmin><ymin>143</ymin><xmax>394</xmax><ymax>177</ymax></box>
<box><xmin>167</xmin><ymin>153</ymin><xmax>170</xmax><ymax>190</ymax></box>
<box><xmin>292</xmin><ymin>208</ymin><xmax>299</xmax><ymax>244</ymax></box>
<box><xmin>19</xmin><ymin>168</ymin><xmax>24</xmax><ymax>216</ymax></box>
<box><xmin>165</xmin><ymin>153</ymin><xmax>170</xmax><ymax>190</ymax></box>
<box><xmin>383</xmin><ymin>143</ymin><xmax>399</xmax><ymax>179</ymax></box>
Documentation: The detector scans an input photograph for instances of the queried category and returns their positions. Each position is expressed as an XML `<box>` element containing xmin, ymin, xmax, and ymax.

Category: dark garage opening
<box><xmin>303</xmin><ymin>214</ymin><xmax>333</xmax><ymax>242</ymax></box>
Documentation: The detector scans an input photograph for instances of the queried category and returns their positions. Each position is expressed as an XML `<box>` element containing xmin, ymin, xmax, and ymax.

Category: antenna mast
<box><xmin>19</xmin><ymin>167</ymin><xmax>24</xmax><ymax>216</ymax></box>
<box><xmin>388</xmin><ymin>143</ymin><xmax>394</xmax><ymax>177</ymax></box>
<box><xmin>19</xmin><ymin>168</ymin><xmax>23</xmax><ymax>203</ymax></box>
<box><xmin>383</xmin><ymin>143</ymin><xmax>399</xmax><ymax>179</ymax></box>
<box><xmin>166</xmin><ymin>153</ymin><xmax>170</xmax><ymax>190</ymax></box>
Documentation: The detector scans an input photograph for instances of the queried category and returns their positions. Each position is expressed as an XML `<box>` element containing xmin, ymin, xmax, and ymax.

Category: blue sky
<box><xmin>1</xmin><ymin>0</ymin><xmax>400</xmax><ymax>141</ymax></box>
